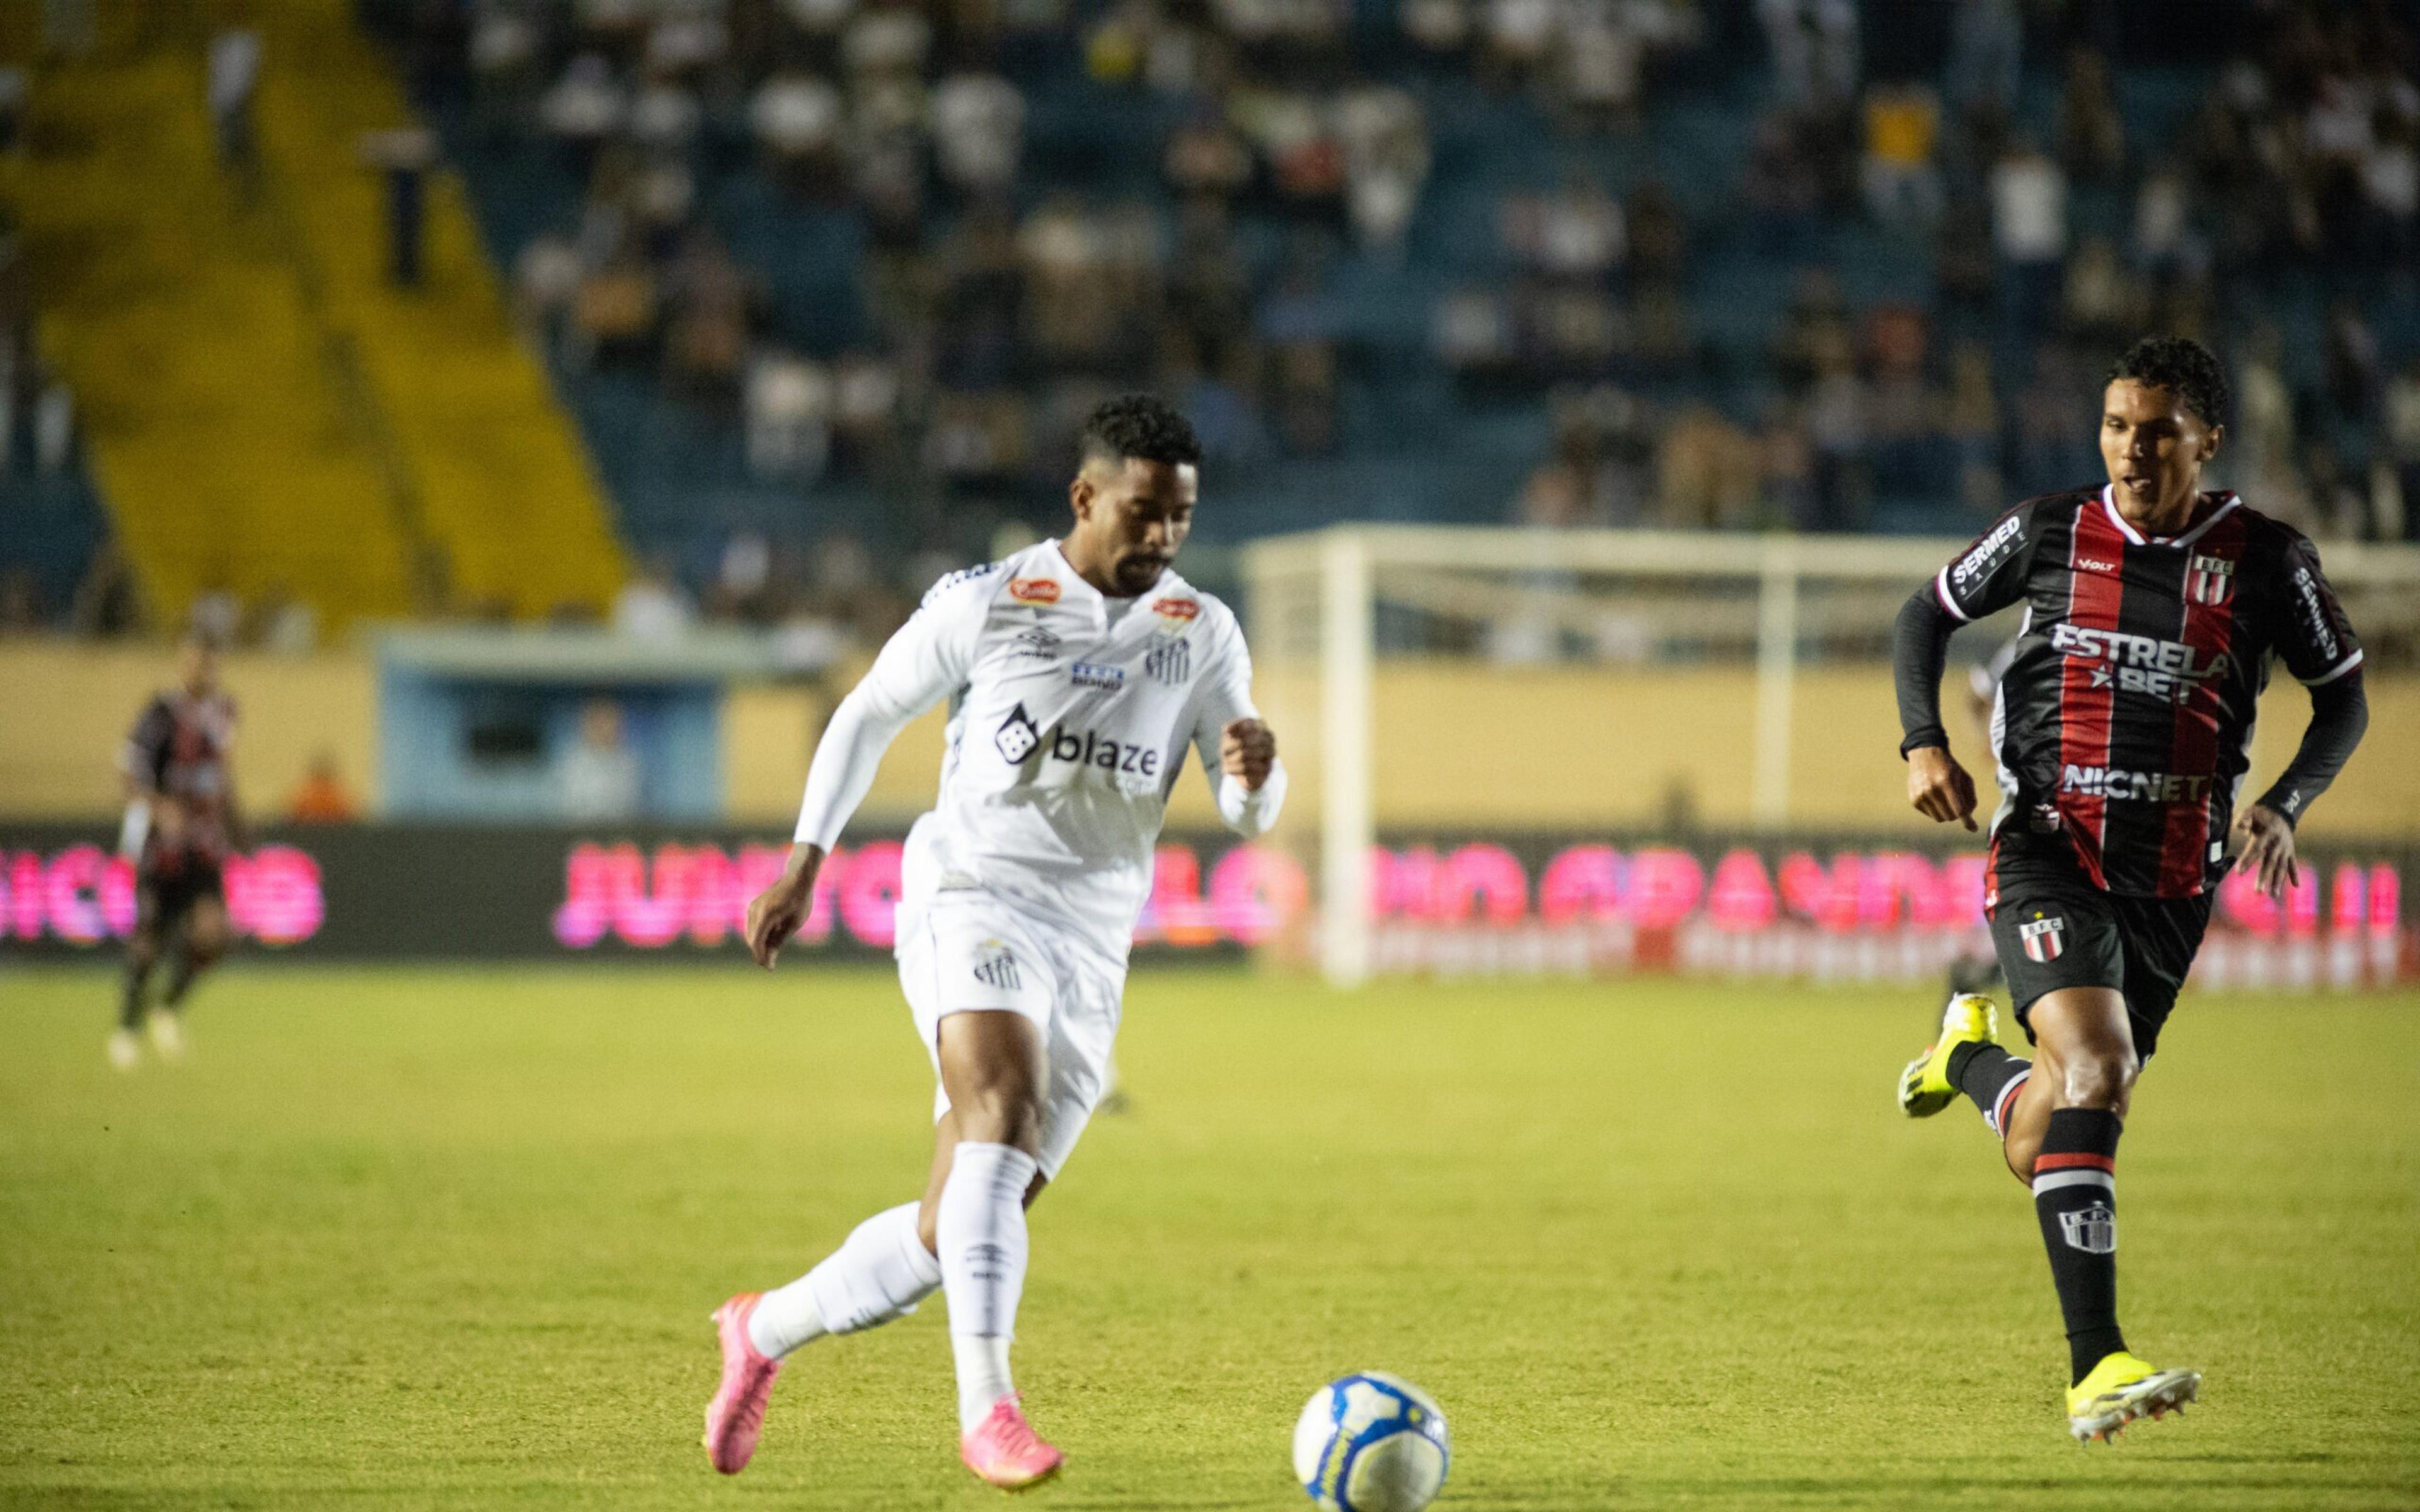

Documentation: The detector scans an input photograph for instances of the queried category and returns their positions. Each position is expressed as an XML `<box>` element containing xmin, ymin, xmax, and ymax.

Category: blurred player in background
<box><xmin>1892</xmin><ymin>337</ymin><xmax>2368</xmax><ymax>1440</ymax></box>
<box><xmin>112</xmin><ymin>630</ymin><xmax>244</xmax><ymax>1069</ymax></box>
<box><xmin>704</xmin><ymin>396</ymin><xmax>1286</xmax><ymax>1489</ymax></box>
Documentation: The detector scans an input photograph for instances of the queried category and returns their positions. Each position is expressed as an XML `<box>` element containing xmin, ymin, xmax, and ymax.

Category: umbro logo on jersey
<box><xmin>972</xmin><ymin>939</ymin><xmax>1023</xmax><ymax>992</ymax></box>
<box><xmin>1010</xmin><ymin>577</ymin><xmax>1061</xmax><ymax>604</ymax></box>
<box><xmin>994</xmin><ymin>703</ymin><xmax>1041</xmax><ymax>764</ymax></box>
<box><xmin>1070</xmin><ymin>662</ymin><xmax>1125</xmax><ymax>690</ymax></box>
<box><xmin>2019</xmin><ymin>914</ymin><xmax>2066</xmax><ymax>963</ymax></box>
<box><xmin>2187</xmin><ymin>553</ymin><xmax>2235</xmax><ymax>605</ymax></box>
<box><xmin>1144</xmin><ymin>638</ymin><xmax>1190</xmax><ymax>685</ymax></box>
<box><xmin>1009</xmin><ymin>627</ymin><xmax>1061</xmax><ymax>660</ymax></box>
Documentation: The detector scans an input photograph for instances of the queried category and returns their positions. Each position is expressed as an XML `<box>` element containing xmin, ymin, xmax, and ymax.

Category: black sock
<box><xmin>2033</xmin><ymin>1107</ymin><xmax>2126</xmax><ymax>1385</ymax></box>
<box><xmin>119</xmin><ymin>958</ymin><xmax>155</xmax><ymax>1030</ymax></box>
<box><xmin>1945</xmin><ymin>1041</ymin><xmax>2032</xmax><ymax>1133</ymax></box>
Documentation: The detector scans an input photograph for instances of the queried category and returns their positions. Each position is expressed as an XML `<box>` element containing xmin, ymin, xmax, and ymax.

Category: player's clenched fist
<box><xmin>1906</xmin><ymin>744</ymin><xmax>1978</xmax><ymax>832</ymax></box>
<box><xmin>1221</xmin><ymin>718</ymin><xmax>1277</xmax><ymax>791</ymax></box>
<box><xmin>744</xmin><ymin>845</ymin><xmax>826</xmax><ymax>969</ymax></box>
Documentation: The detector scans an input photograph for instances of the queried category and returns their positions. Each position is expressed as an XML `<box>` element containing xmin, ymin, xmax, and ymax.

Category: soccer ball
<box><xmin>1291</xmin><ymin>1371</ymin><xmax>1451</xmax><ymax>1512</ymax></box>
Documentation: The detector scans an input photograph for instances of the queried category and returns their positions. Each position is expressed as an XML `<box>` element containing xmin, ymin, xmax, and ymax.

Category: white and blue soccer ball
<box><xmin>1291</xmin><ymin>1371</ymin><xmax>1451</xmax><ymax>1512</ymax></box>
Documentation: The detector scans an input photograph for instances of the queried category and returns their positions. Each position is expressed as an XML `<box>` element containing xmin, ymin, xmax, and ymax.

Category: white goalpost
<box><xmin>1241</xmin><ymin>525</ymin><xmax>2420</xmax><ymax>988</ymax></box>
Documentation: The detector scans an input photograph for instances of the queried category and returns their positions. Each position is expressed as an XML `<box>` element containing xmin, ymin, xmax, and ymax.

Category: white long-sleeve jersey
<box><xmin>794</xmin><ymin>541</ymin><xmax>1286</xmax><ymax>959</ymax></box>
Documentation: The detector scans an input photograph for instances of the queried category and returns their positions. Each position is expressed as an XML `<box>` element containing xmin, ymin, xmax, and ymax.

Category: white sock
<box><xmin>747</xmin><ymin>1201</ymin><xmax>942</xmax><ymax>1360</ymax></box>
<box><xmin>936</xmin><ymin>1141</ymin><xmax>1037</xmax><ymax>1433</ymax></box>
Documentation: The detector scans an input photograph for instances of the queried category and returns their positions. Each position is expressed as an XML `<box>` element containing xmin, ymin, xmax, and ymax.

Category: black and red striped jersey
<box><xmin>1930</xmin><ymin>486</ymin><xmax>2362</xmax><ymax>899</ymax></box>
<box><xmin>120</xmin><ymin>689</ymin><xmax>240</xmax><ymax>868</ymax></box>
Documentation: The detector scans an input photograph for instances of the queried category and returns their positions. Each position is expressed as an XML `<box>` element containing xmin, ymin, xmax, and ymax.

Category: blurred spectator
<box><xmin>2325</xmin><ymin>301</ymin><xmax>2384</xmax><ymax>429</ymax></box>
<box><xmin>613</xmin><ymin>556</ymin><xmax>695</xmax><ymax>641</ymax></box>
<box><xmin>33</xmin><ymin>379</ymin><xmax>74</xmax><ymax>471</ymax></box>
<box><xmin>1337</xmin><ymin>86</ymin><xmax>1429</xmax><ymax>249</ymax></box>
<box><xmin>2057</xmin><ymin>47</ymin><xmax>2126</xmax><ymax>183</ymax></box>
<box><xmin>931</xmin><ymin>73</ymin><xmax>1025</xmax><ymax>196</ymax></box>
<box><xmin>1757</xmin><ymin>0</ymin><xmax>1857</xmax><ymax>111</ymax></box>
<box><xmin>0</xmin><ymin>69</ymin><xmax>25</xmax><ymax>154</ymax></box>
<box><xmin>68</xmin><ymin>537</ymin><xmax>142</xmax><ymax>638</ymax></box>
<box><xmin>2130</xmin><ymin>161</ymin><xmax>2203</xmax><ymax>278</ymax></box>
<box><xmin>1656</xmin><ymin>405</ymin><xmax>1759</xmax><ymax>530</ymax></box>
<box><xmin>2060</xmin><ymin>236</ymin><xmax>2143</xmax><ymax>345</ymax></box>
<box><xmin>1990</xmin><ymin>137</ymin><xmax>2066</xmax><ymax>335</ymax></box>
<box><xmin>287</xmin><ymin>752</ymin><xmax>359</xmax><ymax>823</ymax></box>
<box><xmin>745</xmin><ymin>352</ymin><xmax>834</xmax><ymax>479</ymax></box>
<box><xmin>1862</xmin><ymin>84</ymin><xmax>1943</xmax><ymax>228</ymax></box>
<box><xmin>558</xmin><ymin>699</ymin><xmax>642</xmax><ymax>820</ymax></box>
<box><xmin>0</xmin><ymin>566</ymin><xmax>42</xmax><ymax>631</ymax></box>
<box><xmin>2385</xmin><ymin>358</ymin><xmax>2420</xmax><ymax>541</ymax></box>
<box><xmin>752</xmin><ymin>74</ymin><xmax>846</xmax><ymax>196</ymax></box>
<box><xmin>540</xmin><ymin>54</ymin><xmax>626</xmax><ymax>166</ymax></box>
<box><xmin>251</xmin><ymin>583</ymin><xmax>318</xmax><ymax>656</ymax></box>
<box><xmin>709</xmin><ymin>530</ymin><xmax>776</xmax><ymax>622</ymax></box>
<box><xmin>1802</xmin><ymin>330</ymin><xmax>1869</xmax><ymax>529</ymax></box>
<box><xmin>207</xmin><ymin>27</ymin><xmax>262</xmax><ymax>182</ymax></box>
<box><xmin>1504</xmin><ymin>180</ymin><xmax>1623</xmax><ymax>279</ymax></box>
<box><xmin>1945</xmin><ymin>0</ymin><xmax>2020</xmax><ymax>114</ymax></box>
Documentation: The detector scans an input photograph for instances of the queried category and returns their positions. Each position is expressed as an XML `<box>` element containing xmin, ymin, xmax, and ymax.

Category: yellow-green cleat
<box><xmin>1897</xmin><ymin>993</ymin><xmax>1997</xmax><ymax>1118</ymax></box>
<box><xmin>2066</xmin><ymin>1351</ymin><xmax>2201</xmax><ymax>1443</ymax></box>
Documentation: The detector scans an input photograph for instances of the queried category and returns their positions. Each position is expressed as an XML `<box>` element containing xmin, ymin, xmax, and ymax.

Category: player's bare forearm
<box><xmin>744</xmin><ymin>842</ymin><xmax>827</xmax><ymax>970</ymax></box>
<box><xmin>1220</xmin><ymin>718</ymin><xmax>1277</xmax><ymax>791</ymax></box>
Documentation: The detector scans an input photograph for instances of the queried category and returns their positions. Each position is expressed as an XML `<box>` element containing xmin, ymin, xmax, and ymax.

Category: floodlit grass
<box><xmin>1</xmin><ymin>965</ymin><xmax>2415</xmax><ymax>1509</ymax></box>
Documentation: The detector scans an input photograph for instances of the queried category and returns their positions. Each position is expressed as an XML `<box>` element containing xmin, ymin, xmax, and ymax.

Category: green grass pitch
<box><xmin>2</xmin><ymin>965</ymin><xmax>2416</xmax><ymax>1509</ymax></box>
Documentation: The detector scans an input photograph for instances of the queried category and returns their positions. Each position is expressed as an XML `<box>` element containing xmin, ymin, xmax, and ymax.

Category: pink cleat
<box><xmin>960</xmin><ymin>1394</ymin><xmax>1064</xmax><ymax>1491</ymax></box>
<box><xmin>702</xmin><ymin>1293</ymin><xmax>782</xmax><ymax>1474</ymax></box>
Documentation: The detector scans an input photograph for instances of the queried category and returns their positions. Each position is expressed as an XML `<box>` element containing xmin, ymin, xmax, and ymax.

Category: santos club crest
<box><xmin>2019</xmin><ymin>913</ymin><xmax>2066</xmax><ymax>963</ymax></box>
<box><xmin>2187</xmin><ymin>553</ymin><xmax>2235</xmax><ymax>606</ymax></box>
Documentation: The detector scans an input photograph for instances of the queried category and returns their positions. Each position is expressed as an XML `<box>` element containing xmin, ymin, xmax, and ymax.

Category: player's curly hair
<box><xmin>2107</xmin><ymin>336</ymin><xmax>2230</xmax><ymax>429</ymax></box>
<box><xmin>1080</xmin><ymin>393</ymin><xmax>1202</xmax><ymax>468</ymax></box>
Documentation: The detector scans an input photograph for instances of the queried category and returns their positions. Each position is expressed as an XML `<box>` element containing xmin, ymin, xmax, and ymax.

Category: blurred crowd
<box><xmin>8</xmin><ymin>0</ymin><xmax>2420</xmax><ymax>647</ymax></box>
<box><xmin>1494</xmin><ymin>0</ymin><xmax>2420</xmax><ymax>539</ymax></box>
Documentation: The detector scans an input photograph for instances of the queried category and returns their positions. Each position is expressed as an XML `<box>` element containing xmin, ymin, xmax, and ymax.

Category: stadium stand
<box><xmin>354</xmin><ymin>0</ymin><xmax>2420</xmax><ymax>604</ymax></box>
<box><xmin>2</xmin><ymin>6</ymin><xmax>624</xmax><ymax>634</ymax></box>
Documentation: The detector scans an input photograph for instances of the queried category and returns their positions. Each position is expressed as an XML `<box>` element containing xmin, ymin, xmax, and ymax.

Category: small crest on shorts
<box><xmin>972</xmin><ymin>939</ymin><xmax>1023</xmax><ymax>992</ymax></box>
<box><xmin>2187</xmin><ymin>553</ymin><xmax>2235</xmax><ymax>606</ymax></box>
<box><xmin>2060</xmin><ymin>1201</ymin><xmax>2116</xmax><ymax>1254</ymax></box>
<box><xmin>2019</xmin><ymin>912</ymin><xmax>2066</xmax><ymax>963</ymax></box>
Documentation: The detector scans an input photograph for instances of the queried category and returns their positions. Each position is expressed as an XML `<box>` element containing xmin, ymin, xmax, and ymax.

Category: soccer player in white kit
<box><xmin>704</xmin><ymin>396</ymin><xmax>1286</xmax><ymax>1490</ymax></box>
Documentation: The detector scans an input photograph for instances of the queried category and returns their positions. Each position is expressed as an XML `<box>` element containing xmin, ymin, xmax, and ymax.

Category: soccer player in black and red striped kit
<box><xmin>1890</xmin><ymin>337</ymin><xmax>2368</xmax><ymax>1441</ymax></box>
<box><xmin>111</xmin><ymin>631</ymin><xmax>244</xmax><ymax>1070</ymax></box>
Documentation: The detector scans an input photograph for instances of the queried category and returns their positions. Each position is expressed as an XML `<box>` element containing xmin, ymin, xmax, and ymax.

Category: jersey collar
<box><xmin>2099</xmin><ymin>485</ymin><xmax>2240</xmax><ymax>549</ymax></box>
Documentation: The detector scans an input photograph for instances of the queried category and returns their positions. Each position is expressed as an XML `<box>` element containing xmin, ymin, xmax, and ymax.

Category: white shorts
<box><xmin>896</xmin><ymin>889</ymin><xmax>1126</xmax><ymax>1181</ymax></box>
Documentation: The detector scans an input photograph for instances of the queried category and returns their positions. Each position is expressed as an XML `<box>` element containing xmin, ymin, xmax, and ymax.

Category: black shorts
<box><xmin>137</xmin><ymin>859</ymin><xmax>226</xmax><ymax>934</ymax></box>
<box><xmin>1985</xmin><ymin>828</ymin><xmax>2213</xmax><ymax>1061</ymax></box>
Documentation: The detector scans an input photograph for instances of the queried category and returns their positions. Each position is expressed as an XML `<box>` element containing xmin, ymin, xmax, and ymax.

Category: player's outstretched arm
<box><xmin>1893</xmin><ymin>584</ymin><xmax>1978</xmax><ymax>832</ymax></box>
<box><xmin>2231</xmin><ymin>670</ymin><xmax>2369</xmax><ymax>900</ymax></box>
<box><xmin>744</xmin><ymin>573</ymin><xmax>988</xmax><ymax>970</ymax></box>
